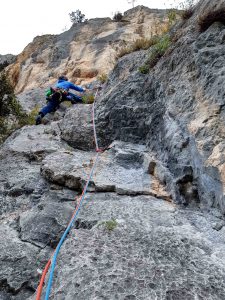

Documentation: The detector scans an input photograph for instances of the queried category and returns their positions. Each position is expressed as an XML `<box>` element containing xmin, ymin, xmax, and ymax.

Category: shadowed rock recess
<box><xmin>1</xmin><ymin>0</ymin><xmax>225</xmax><ymax>299</ymax></box>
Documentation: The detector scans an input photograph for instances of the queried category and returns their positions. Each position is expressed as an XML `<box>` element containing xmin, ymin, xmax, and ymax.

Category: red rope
<box><xmin>35</xmin><ymin>88</ymin><xmax>103</xmax><ymax>300</ymax></box>
<box><xmin>36</xmin><ymin>260</ymin><xmax>51</xmax><ymax>300</ymax></box>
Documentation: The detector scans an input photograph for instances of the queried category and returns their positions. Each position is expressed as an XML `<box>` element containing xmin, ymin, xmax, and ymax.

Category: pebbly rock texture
<box><xmin>0</xmin><ymin>225</ymin><xmax>50</xmax><ymax>299</ymax></box>
<box><xmin>19</xmin><ymin>201</ymin><xmax>74</xmax><ymax>248</ymax></box>
<box><xmin>0</xmin><ymin>122</ymin><xmax>76</xmax><ymax>299</ymax></box>
<box><xmin>41</xmin><ymin>194</ymin><xmax>225</xmax><ymax>300</ymax></box>
<box><xmin>7</xmin><ymin>6</ymin><xmax>168</xmax><ymax>94</ymax></box>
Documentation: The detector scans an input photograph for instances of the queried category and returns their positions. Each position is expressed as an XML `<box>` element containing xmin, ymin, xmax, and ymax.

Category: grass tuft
<box><xmin>82</xmin><ymin>93</ymin><xmax>95</xmax><ymax>104</ymax></box>
<box><xmin>103</xmin><ymin>219</ymin><xmax>118</xmax><ymax>231</ymax></box>
<box><xmin>137</xmin><ymin>34</ymin><xmax>171</xmax><ymax>74</ymax></box>
<box><xmin>98</xmin><ymin>73</ymin><xmax>108</xmax><ymax>83</ymax></box>
<box><xmin>118</xmin><ymin>37</ymin><xmax>158</xmax><ymax>58</ymax></box>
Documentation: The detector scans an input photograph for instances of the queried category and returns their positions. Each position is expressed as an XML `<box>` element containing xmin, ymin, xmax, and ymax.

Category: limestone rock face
<box><xmin>16</xmin><ymin>88</ymin><xmax>46</xmax><ymax>112</ymax></box>
<box><xmin>0</xmin><ymin>225</ymin><xmax>49</xmax><ymax>296</ymax></box>
<box><xmin>1</xmin><ymin>0</ymin><xmax>225</xmax><ymax>299</ymax></box>
<box><xmin>59</xmin><ymin>104</ymin><xmax>94</xmax><ymax>150</ymax></box>
<box><xmin>7</xmin><ymin>6</ymin><xmax>167</xmax><ymax>94</ymax></box>
<box><xmin>96</xmin><ymin>0</ymin><xmax>225</xmax><ymax>213</ymax></box>
<box><xmin>41</xmin><ymin>194</ymin><xmax>225</xmax><ymax>300</ymax></box>
<box><xmin>41</xmin><ymin>141</ymin><xmax>170</xmax><ymax>199</ymax></box>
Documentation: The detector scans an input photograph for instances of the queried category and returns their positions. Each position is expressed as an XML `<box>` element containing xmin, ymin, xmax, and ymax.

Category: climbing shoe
<box><xmin>35</xmin><ymin>114</ymin><xmax>42</xmax><ymax>125</ymax></box>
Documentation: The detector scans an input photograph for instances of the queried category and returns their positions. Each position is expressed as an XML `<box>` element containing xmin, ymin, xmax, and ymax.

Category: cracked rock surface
<box><xmin>96</xmin><ymin>0</ymin><xmax>225</xmax><ymax>213</ymax></box>
<box><xmin>41</xmin><ymin>194</ymin><xmax>225</xmax><ymax>300</ymax></box>
<box><xmin>1</xmin><ymin>0</ymin><xmax>225</xmax><ymax>299</ymax></box>
<box><xmin>41</xmin><ymin>141</ymin><xmax>170</xmax><ymax>199</ymax></box>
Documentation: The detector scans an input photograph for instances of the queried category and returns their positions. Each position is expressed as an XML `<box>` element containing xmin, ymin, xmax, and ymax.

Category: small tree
<box><xmin>69</xmin><ymin>10</ymin><xmax>87</xmax><ymax>24</ymax></box>
<box><xmin>178</xmin><ymin>0</ymin><xmax>195</xmax><ymax>10</ymax></box>
<box><xmin>127</xmin><ymin>0</ymin><xmax>137</xmax><ymax>8</ymax></box>
<box><xmin>113</xmin><ymin>12</ymin><xmax>123</xmax><ymax>21</ymax></box>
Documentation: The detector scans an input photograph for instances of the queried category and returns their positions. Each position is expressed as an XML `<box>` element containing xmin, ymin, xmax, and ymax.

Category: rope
<box><xmin>36</xmin><ymin>260</ymin><xmax>51</xmax><ymax>300</ymax></box>
<box><xmin>35</xmin><ymin>88</ymin><xmax>102</xmax><ymax>300</ymax></box>
<box><xmin>92</xmin><ymin>89</ymin><xmax>99</xmax><ymax>151</ymax></box>
<box><xmin>44</xmin><ymin>152</ymin><xmax>99</xmax><ymax>300</ymax></box>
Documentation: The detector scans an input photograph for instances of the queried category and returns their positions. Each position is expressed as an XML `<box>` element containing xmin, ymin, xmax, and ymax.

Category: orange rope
<box><xmin>36</xmin><ymin>260</ymin><xmax>51</xmax><ymax>300</ymax></box>
<box><xmin>35</xmin><ymin>88</ymin><xmax>101</xmax><ymax>300</ymax></box>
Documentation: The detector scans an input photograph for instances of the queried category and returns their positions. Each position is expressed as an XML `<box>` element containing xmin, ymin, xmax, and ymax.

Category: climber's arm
<box><xmin>68</xmin><ymin>82</ymin><xmax>85</xmax><ymax>93</ymax></box>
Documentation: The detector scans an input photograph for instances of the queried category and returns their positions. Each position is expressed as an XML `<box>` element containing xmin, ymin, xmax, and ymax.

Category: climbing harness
<box><xmin>46</xmin><ymin>87</ymin><xmax>69</xmax><ymax>103</ymax></box>
<box><xmin>35</xmin><ymin>88</ymin><xmax>103</xmax><ymax>300</ymax></box>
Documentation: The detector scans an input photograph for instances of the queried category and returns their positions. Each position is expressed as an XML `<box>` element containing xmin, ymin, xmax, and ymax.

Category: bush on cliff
<box><xmin>138</xmin><ymin>34</ymin><xmax>171</xmax><ymax>74</ymax></box>
<box><xmin>117</xmin><ymin>9</ymin><xmax>178</xmax><ymax>59</ymax></box>
<box><xmin>0</xmin><ymin>72</ymin><xmax>38</xmax><ymax>143</ymax></box>
<box><xmin>118</xmin><ymin>37</ymin><xmax>159</xmax><ymax>58</ymax></box>
<box><xmin>113</xmin><ymin>12</ymin><xmax>123</xmax><ymax>22</ymax></box>
<box><xmin>69</xmin><ymin>10</ymin><xmax>87</xmax><ymax>24</ymax></box>
<box><xmin>0</xmin><ymin>61</ymin><xmax>9</xmax><ymax>72</ymax></box>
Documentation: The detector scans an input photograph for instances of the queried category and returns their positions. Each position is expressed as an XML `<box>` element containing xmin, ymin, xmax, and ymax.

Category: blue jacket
<box><xmin>55</xmin><ymin>79</ymin><xmax>84</xmax><ymax>92</ymax></box>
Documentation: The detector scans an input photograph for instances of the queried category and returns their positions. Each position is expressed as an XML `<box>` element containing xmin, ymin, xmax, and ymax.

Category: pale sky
<box><xmin>0</xmin><ymin>0</ymin><xmax>180</xmax><ymax>55</ymax></box>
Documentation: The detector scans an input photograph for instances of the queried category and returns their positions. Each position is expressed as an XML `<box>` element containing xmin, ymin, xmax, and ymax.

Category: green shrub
<box><xmin>0</xmin><ymin>117</ymin><xmax>7</xmax><ymax>135</ymax></box>
<box><xmin>0</xmin><ymin>71</ymin><xmax>41</xmax><ymax>143</ymax></box>
<box><xmin>178</xmin><ymin>0</ymin><xmax>195</xmax><ymax>10</ymax></box>
<box><xmin>104</xmin><ymin>219</ymin><xmax>118</xmax><ymax>231</ymax></box>
<box><xmin>137</xmin><ymin>34</ymin><xmax>171</xmax><ymax>73</ymax></box>
<box><xmin>138</xmin><ymin>65</ymin><xmax>149</xmax><ymax>74</ymax></box>
<box><xmin>0</xmin><ymin>72</ymin><xmax>15</xmax><ymax>116</ymax></box>
<box><xmin>167</xmin><ymin>9</ymin><xmax>179</xmax><ymax>26</ymax></box>
<box><xmin>82</xmin><ymin>93</ymin><xmax>95</xmax><ymax>104</ymax></box>
<box><xmin>147</xmin><ymin>34</ymin><xmax>171</xmax><ymax>68</ymax></box>
<box><xmin>18</xmin><ymin>106</ymin><xmax>40</xmax><ymax>126</ymax></box>
<box><xmin>69</xmin><ymin>10</ymin><xmax>87</xmax><ymax>24</ymax></box>
<box><xmin>177</xmin><ymin>0</ymin><xmax>196</xmax><ymax>20</ymax></box>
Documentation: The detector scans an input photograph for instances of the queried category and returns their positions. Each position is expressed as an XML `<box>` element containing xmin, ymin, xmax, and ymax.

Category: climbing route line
<box><xmin>36</xmin><ymin>88</ymin><xmax>102</xmax><ymax>300</ymax></box>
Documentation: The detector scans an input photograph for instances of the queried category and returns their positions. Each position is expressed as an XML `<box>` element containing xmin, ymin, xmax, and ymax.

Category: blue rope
<box><xmin>44</xmin><ymin>152</ymin><xmax>100</xmax><ymax>300</ymax></box>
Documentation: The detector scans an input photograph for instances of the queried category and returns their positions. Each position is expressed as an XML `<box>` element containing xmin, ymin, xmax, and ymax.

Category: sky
<box><xmin>0</xmin><ymin>0</ymin><xmax>180</xmax><ymax>55</ymax></box>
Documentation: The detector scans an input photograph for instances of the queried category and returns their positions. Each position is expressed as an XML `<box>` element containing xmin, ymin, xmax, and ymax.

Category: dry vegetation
<box><xmin>198</xmin><ymin>8</ymin><xmax>225</xmax><ymax>32</ymax></box>
<box><xmin>181</xmin><ymin>8</ymin><xmax>194</xmax><ymax>20</ymax></box>
<box><xmin>117</xmin><ymin>37</ymin><xmax>159</xmax><ymax>58</ymax></box>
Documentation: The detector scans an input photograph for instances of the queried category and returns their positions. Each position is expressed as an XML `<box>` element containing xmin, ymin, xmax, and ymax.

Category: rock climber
<box><xmin>35</xmin><ymin>75</ymin><xmax>85</xmax><ymax>125</ymax></box>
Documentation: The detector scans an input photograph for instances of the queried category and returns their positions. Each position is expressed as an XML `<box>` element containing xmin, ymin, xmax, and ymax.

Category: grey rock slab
<box><xmin>2</xmin><ymin>123</ymin><xmax>69</xmax><ymax>158</ymax></box>
<box><xmin>41</xmin><ymin>141</ymin><xmax>166</xmax><ymax>197</ymax></box>
<box><xmin>0</xmin><ymin>155</ymin><xmax>48</xmax><ymax>217</ymax></box>
<box><xmin>0</xmin><ymin>225</ymin><xmax>50</xmax><ymax>294</ymax></box>
<box><xmin>19</xmin><ymin>202</ymin><xmax>74</xmax><ymax>248</ymax></box>
<box><xmin>40</xmin><ymin>188</ymin><xmax>78</xmax><ymax>203</ymax></box>
<box><xmin>59</xmin><ymin>104</ymin><xmax>94</xmax><ymax>151</ymax></box>
<box><xmin>16</xmin><ymin>88</ymin><xmax>46</xmax><ymax>113</ymax></box>
<box><xmin>41</xmin><ymin>194</ymin><xmax>225</xmax><ymax>300</ymax></box>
